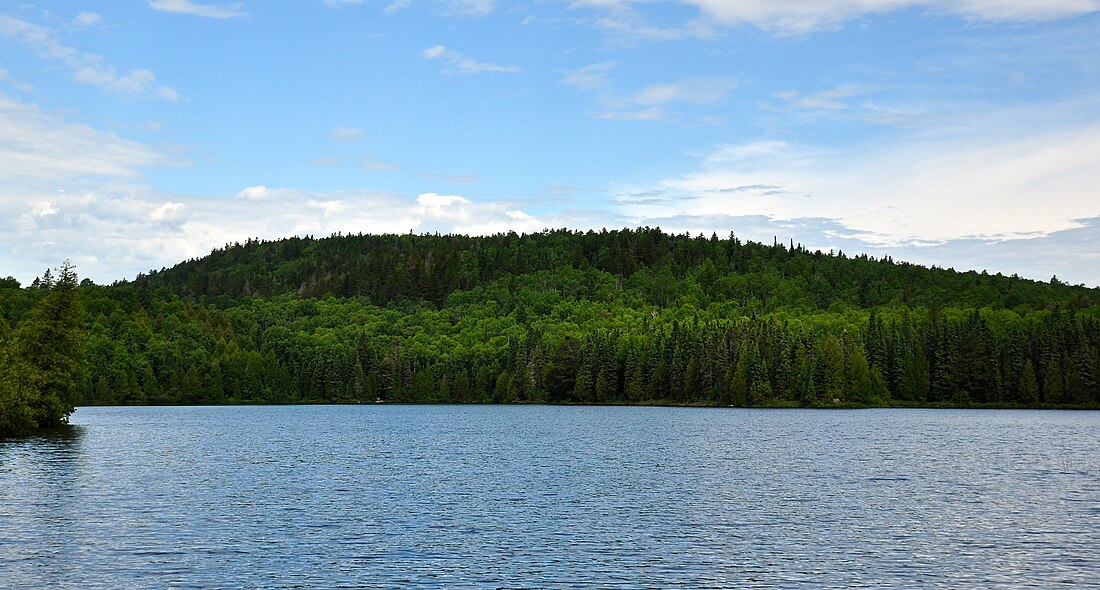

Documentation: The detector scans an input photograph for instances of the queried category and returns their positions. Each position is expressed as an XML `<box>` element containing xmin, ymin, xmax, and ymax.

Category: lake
<box><xmin>1</xmin><ymin>406</ymin><xmax>1098</xmax><ymax>588</ymax></box>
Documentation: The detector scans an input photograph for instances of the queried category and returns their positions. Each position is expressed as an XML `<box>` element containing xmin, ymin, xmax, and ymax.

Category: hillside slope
<box><xmin>130</xmin><ymin>228</ymin><xmax>1098</xmax><ymax>312</ymax></box>
<box><xmin>3</xmin><ymin>228</ymin><xmax>1098</xmax><ymax>411</ymax></box>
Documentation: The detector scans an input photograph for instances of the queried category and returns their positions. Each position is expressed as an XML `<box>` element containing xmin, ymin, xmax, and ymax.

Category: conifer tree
<box><xmin>8</xmin><ymin>262</ymin><xmax>87</xmax><ymax>430</ymax></box>
<box><xmin>1019</xmin><ymin>360</ymin><xmax>1040</xmax><ymax>406</ymax></box>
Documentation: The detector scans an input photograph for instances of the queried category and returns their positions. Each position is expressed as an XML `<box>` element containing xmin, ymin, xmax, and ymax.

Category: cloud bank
<box><xmin>568</xmin><ymin>0</ymin><xmax>1100</xmax><ymax>36</ymax></box>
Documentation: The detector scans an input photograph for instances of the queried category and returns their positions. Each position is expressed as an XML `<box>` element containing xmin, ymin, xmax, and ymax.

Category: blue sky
<box><xmin>1</xmin><ymin>0</ymin><xmax>1099</xmax><ymax>286</ymax></box>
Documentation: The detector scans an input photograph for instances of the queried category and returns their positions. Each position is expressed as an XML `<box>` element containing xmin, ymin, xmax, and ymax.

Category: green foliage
<box><xmin>0</xmin><ymin>321</ymin><xmax>37</xmax><ymax>433</ymax></box>
<box><xmin>132</xmin><ymin>229</ymin><xmax>1098</xmax><ymax>313</ymax></box>
<box><xmin>3</xmin><ymin>231</ymin><xmax>1100</xmax><ymax>415</ymax></box>
<box><xmin>1</xmin><ymin>262</ymin><xmax>87</xmax><ymax>434</ymax></box>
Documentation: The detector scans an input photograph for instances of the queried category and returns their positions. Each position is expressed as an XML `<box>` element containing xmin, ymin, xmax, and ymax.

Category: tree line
<box><xmin>2</xmin><ymin>230</ymin><xmax>1099</xmax><ymax>433</ymax></box>
<box><xmin>67</xmin><ymin>290</ymin><xmax>1100</xmax><ymax>408</ymax></box>
<box><xmin>131</xmin><ymin>228</ymin><xmax>1098</xmax><ymax>312</ymax></box>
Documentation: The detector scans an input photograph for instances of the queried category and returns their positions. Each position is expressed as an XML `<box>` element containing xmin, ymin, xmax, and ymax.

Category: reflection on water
<box><xmin>0</xmin><ymin>425</ymin><xmax>89</xmax><ymax>589</ymax></box>
<box><xmin>1</xmin><ymin>406</ymin><xmax>1099</xmax><ymax>589</ymax></box>
<box><xmin>0</xmin><ymin>424</ymin><xmax>85</xmax><ymax>475</ymax></box>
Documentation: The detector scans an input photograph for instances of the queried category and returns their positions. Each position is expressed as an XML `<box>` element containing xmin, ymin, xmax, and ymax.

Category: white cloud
<box><xmin>457</xmin><ymin>0</ymin><xmax>497</xmax><ymax>15</ymax></box>
<box><xmin>568</xmin><ymin>0</ymin><xmax>630</xmax><ymax>8</ymax></box>
<box><xmin>384</xmin><ymin>0</ymin><xmax>412</xmax><ymax>13</ymax></box>
<box><xmin>0</xmin><ymin>67</ymin><xmax>33</xmax><ymax>93</ymax></box>
<box><xmin>571</xmin><ymin>74</ymin><xmax>736</xmax><ymax>122</ymax></box>
<box><xmin>322</xmin><ymin>0</ymin><xmax>494</xmax><ymax>16</ymax></box>
<box><xmin>31</xmin><ymin>201</ymin><xmax>59</xmax><ymax>217</ymax></box>
<box><xmin>306</xmin><ymin>199</ymin><xmax>348</xmax><ymax>217</ymax></box>
<box><xmin>564</xmin><ymin>0</ymin><xmax>714</xmax><ymax>40</ymax></box>
<box><xmin>72</xmin><ymin>66</ymin><xmax>115</xmax><ymax>86</ymax></box>
<box><xmin>0</xmin><ymin>14</ymin><xmax>80</xmax><ymax>64</ymax></box>
<box><xmin>5</xmin><ymin>152</ymin><xmax>1099</xmax><ymax>286</ymax></box>
<box><xmin>630</xmin><ymin>76</ymin><xmax>737</xmax><ymax>106</ymax></box>
<box><xmin>421</xmin><ymin>45</ymin><xmax>449</xmax><ymax>59</ymax></box>
<box><xmin>148</xmin><ymin>0</ymin><xmax>248</xmax><ymax>19</ymax></box>
<box><xmin>418</xmin><ymin>192</ymin><xmax>470</xmax><ymax>217</ymax></box>
<box><xmin>2</xmin><ymin>184</ymin><xmax>555</xmax><ymax>284</ymax></box>
<box><xmin>774</xmin><ymin>84</ymin><xmax>870</xmax><ymax>110</ymax></box>
<box><xmin>0</xmin><ymin>94</ymin><xmax>182</xmax><ymax>282</ymax></box>
<box><xmin>567</xmin><ymin>0</ymin><xmax>1100</xmax><ymax>36</ymax></box>
<box><xmin>331</xmin><ymin>127</ymin><xmax>365</xmax><ymax>142</ymax></box>
<box><xmin>690</xmin><ymin>0</ymin><xmax>1100</xmax><ymax>32</ymax></box>
<box><xmin>236</xmin><ymin>185</ymin><xmax>274</xmax><ymax>201</ymax></box>
<box><xmin>422</xmin><ymin>44</ymin><xmax>523</xmax><ymax>74</ymax></box>
<box><xmin>641</xmin><ymin>111</ymin><xmax>1100</xmax><ymax>244</ymax></box>
<box><xmin>102</xmin><ymin>69</ymin><xmax>180</xmax><ymax>102</ymax></box>
<box><xmin>446</xmin><ymin>0</ymin><xmax>497</xmax><ymax>17</ymax></box>
<box><xmin>0</xmin><ymin>93</ymin><xmax>170</xmax><ymax>183</ymax></box>
<box><xmin>562</xmin><ymin>61</ymin><xmax>617</xmax><ymax>90</ymax></box>
<box><xmin>625</xmin><ymin>211</ymin><xmax>1100</xmax><ymax>285</ymax></box>
<box><xmin>150</xmin><ymin>201</ymin><xmax>186</xmax><ymax>221</ymax></box>
<box><xmin>11</xmin><ymin>173</ymin><xmax>1098</xmax><ymax>286</ymax></box>
<box><xmin>415</xmin><ymin>192</ymin><xmax>546</xmax><ymax>234</ymax></box>
<box><xmin>0</xmin><ymin>15</ymin><xmax>180</xmax><ymax>101</ymax></box>
<box><xmin>360</xmin><ymin>159</ymin><xmax>401</xmax><ymax>171</ymax></box>
<box><xmin>0</xmin><ymin>96</ymin><xmax>548</xmax><ymax>283</ymax></box>
<box><xmin>72</xmin><ymin>12</ymin><xmax>103</xmax><ymax>29</ymax></box>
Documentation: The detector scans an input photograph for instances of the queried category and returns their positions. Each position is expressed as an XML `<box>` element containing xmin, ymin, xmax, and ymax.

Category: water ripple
<box><xmin>1</xmin><ymin>406</ymin><xmax>1099</xmax><ymax>589</ymax></box>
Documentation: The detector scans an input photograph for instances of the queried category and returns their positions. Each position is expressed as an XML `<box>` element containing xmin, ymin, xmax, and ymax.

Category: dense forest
<box><xmin>2</xmin><ymin>228</ymin><xmax>1100</xmax><ymax>432</ymax></box>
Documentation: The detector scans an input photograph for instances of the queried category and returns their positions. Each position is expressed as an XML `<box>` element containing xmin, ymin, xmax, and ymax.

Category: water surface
<box><xmin>2</xmin><ymin>406</ymin><xmax>1098</xmax><ymax>588</ymax></box>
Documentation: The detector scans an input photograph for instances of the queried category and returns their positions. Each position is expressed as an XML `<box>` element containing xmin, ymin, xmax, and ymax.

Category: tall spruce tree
<box><xmin>7</xmin><ymin>262</ymin><xmax>87</xmax><ymax>430</ymax></box>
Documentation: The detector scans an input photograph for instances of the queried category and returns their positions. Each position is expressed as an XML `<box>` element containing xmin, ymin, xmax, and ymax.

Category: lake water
<box><xmin>2</xmin><ymin>406</ymin><xmax>1099</xmax><ymax>589</ymax></box>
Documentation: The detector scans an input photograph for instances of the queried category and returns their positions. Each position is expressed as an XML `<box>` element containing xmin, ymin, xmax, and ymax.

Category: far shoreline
<box><xmin>70</xmin><ymin>401</ymin><xmax>1100</xmax><ymax>411</ymax></box>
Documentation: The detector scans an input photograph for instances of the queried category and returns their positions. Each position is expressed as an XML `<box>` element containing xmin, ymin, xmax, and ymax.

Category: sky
<box><xmin>1</xmin><ymin>0</ymin><xmax>1099</xmax><ymax>287</ymax></box>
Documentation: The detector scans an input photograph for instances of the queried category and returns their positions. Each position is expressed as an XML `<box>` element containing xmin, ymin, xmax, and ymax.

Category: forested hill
<box><xmin>130</xmin><ymin>229</ymin><xmax>1098</xmax><ymax>311</ymax></box>
<box><xmin>4</xmin><ymin>229</ymin><xmax>1100</xmax><ymax>433</ymax></box>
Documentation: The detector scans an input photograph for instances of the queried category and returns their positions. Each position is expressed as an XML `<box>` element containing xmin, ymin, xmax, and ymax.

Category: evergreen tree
<box><xmin>1043</xmin><ymin>356</ymin><xmax>1065</xmax><ymax>404</ymax></box>
<box><xmin>1019</xmin><ymin>360</ymin><xmax>1040</xmax><ymax>406</ymax></box>
<box><xmin>898</xmin><ymin>342</ymin><xmax>930</xmax><ymax>402</ymax></box>
<box><xmin>10</xmin><ymin>262</ymin><xmax>87</xmax><ymax>429</ymax></box>
<box><xmin>730</xmin><ymin>343</ymin><xmax>752</xmax><ymax>406</ymax></box>
<box><xmin>816</xmin><ymin>334</ymin><xmax>846</xmax><ymax>403</ymax></box>
<box><xmin>0</xmin><ymin>316</ymin><xmax>37</xmax><ymax>433</ymax></box>
<box><xmin>846</xmin><ymin>344</ymin><xmax>875</xmax><ymax>405</ymax></box>
<box><xmin>791</xmin><ymin>342</ymin><xmax>817</xmax><ymax>406</ymax></box>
